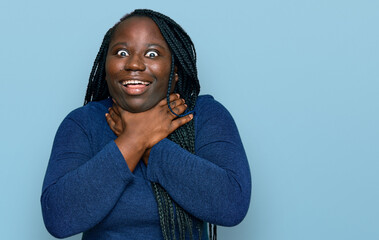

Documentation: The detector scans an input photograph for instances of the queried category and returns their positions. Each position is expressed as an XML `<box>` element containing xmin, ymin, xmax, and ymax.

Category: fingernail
<box><xmin>189</xmin><ymin>114</ymin><xmax>193</xmax><ymax>119</ymax></box>
<box><xmin>184</xmin><ymin>104</ymin><xmax>188</xmax><ymax>108</ymax></box>
<box><xmin>176</xmin><ymin>93</ymin><xmax>180</xmax><ymax>98</ymax></box>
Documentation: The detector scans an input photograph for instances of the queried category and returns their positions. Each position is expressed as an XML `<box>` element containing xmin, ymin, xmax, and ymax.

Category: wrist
<box><xmin>114</xmin><ymin>134</ymin><xmax>147</xmax><ymax>172</ymax></box>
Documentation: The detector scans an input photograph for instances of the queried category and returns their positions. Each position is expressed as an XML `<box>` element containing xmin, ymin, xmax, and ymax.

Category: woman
<box><xmin>41</xmin><ymin>9</ymin><xmax>251</xmax><ymax>240</ymax></box>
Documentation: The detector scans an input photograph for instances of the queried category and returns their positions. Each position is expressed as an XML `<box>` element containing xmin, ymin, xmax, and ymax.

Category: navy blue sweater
<box><xmin>41</xmin><ymin>95</ymin><xmax>251</xmax><ymax>239</ymax></box>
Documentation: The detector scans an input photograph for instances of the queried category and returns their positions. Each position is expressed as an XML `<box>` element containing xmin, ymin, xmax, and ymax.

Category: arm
<box><xmin>106</xmin><ymin>93</ymin><xmax>193</xmax><ymax>169</ymax></box>
<box><xmin>106</xmin><ymin>96</ymin><xmax>251</xmax><ymax>226</ymax></box>
<box><xmin>41</xmin><ymin>112</ymin><xmax>134</xmax><ymax>238</ymax></box>
<box><xmin>146</xmin><ymin>97</ymin><xmax>251</xmax><ymax>226</ymax></box>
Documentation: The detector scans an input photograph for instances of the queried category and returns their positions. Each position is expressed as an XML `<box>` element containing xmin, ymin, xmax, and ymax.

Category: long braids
<box><xmin>84</xmin><ymin>29</ymin><xmax>112</xmax><ymax>104</ymax></box>
<box><xmin>84</xmin><ymin>9</ymin><xmax>216</xmax><ymax>240</ymax></box>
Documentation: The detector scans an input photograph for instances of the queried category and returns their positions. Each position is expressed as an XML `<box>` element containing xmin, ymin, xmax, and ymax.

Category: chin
<box><xmin>119</xmin><ymin>99</ymin><xmax>157</xmax><ymax>113</ymax></box>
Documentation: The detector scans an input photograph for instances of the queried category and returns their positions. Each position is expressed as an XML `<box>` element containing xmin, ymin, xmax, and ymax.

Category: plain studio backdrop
<box><xmin>0</xmin><ymin>0</ymin><xmax>378</xmax><ymax>239</ymax></box>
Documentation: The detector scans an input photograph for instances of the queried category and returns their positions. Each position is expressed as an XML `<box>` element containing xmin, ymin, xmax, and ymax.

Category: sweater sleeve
<box><xmin>146</xmin><ymin>96</ymin><xmax>251</xmax><ymax>226</ymax></box>
<box><xmin>41</xmin><ymin>113</ymin><xmax>134</xmax><ymax>238</ymax></box>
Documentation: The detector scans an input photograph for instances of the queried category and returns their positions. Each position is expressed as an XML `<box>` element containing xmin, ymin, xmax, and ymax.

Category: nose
<box><xmin>124</xmin><ymin>54</ymin><xmax>146</xmax><ymax>71</ymax></box>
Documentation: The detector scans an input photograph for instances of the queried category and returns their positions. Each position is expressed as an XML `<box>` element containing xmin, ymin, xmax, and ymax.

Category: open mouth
<box><xmin>121</xmin><ymin>80</ymin><xmax>150</xmax><ymax>87</ymax></box>
<box><xmin>120</xmin><ymin>80</ymin><xmax>151</xmax><ymax>95</ymax></box>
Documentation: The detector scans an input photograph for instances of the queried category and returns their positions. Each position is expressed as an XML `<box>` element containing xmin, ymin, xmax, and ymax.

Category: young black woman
<box><xmin>41</xmin><ymin>9</ymin><xmax>251</xmax><ymax>240</ymax></box>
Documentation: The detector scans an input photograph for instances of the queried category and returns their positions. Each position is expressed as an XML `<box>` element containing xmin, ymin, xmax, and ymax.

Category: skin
<box><xmin>104</xmin><ymin>16</ymin><xmax>193</xmax><ymax>172</ymax></box>
<box><xmin>106</xmin><ymin>16</ymin><xmax>178</xmax><ymax>113</ymax></box>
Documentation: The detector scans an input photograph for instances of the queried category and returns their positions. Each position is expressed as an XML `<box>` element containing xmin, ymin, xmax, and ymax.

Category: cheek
<box><xmin>105</xmin><ymin>58</ymin><xmax>123</xmax><ymax>79</ymax></box>
<box><xmin>151</xmin><ymin>62</ymin><xmax>171</xmax><ymax>81</ymax></box>
<box><xmin>104</xmin><ymin>59</ymin><xmax>120</xmax><ymax>98</ymax></box>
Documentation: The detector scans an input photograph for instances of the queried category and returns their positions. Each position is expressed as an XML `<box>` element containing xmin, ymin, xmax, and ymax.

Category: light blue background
<box><xmin>1</xmin><ymin>0</ymin><xmax>378</xmax><ymax>239</ymax></box>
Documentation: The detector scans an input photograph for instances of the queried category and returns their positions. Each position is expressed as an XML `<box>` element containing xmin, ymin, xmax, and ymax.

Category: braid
<box><xmin>84</xmin><ymin>9</ymin><xmax>215</xmax><ymax>240</ymax></box>
<box><xmin>84</xmin><ymin>29</ymin><xmax>113</xmax><ymax>105</ymax></box>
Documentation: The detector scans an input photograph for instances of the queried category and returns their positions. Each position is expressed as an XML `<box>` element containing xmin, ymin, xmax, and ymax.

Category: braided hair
<box><xmin>84</xmin><ymin>9</ymin><xmax>217</xmax><ymax>240</ymax></box>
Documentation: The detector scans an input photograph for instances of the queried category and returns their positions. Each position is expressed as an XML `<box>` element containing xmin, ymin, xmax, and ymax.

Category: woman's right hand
<box><xmin>105</xmin><ymin>93</ymin><xmax>193</xmax><ymax>171</ymax></box>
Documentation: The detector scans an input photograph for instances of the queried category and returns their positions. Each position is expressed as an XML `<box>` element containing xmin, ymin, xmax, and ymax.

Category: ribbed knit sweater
<box><xmin>41</xmin><ymin>95</ymin><xmax>251</xmax><ymax>240</ymax></box>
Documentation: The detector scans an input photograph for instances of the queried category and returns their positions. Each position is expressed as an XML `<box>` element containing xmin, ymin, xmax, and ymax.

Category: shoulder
<box><xmin>195</xmin><ymin>95</ymin><xmax>227</xmax><ymax>114</ymax></box>
<box><xmin>194</xmin><ymin>95</ymin><xmax>237</xmax><ymax>130</ymax></box>
<box><xmin>66</xmin><ymin>98</ymin><xmax>112</xmax><ymax>123</ymax></box>
<box><xmin>60</xmin><ymin>98</ymin><xmax>112</xmax><ymax>133</ymax></box>
<box><xmin>195</xmin><ymin>95</ymin><xmax>233</xmax><ymax>120</ymax></box>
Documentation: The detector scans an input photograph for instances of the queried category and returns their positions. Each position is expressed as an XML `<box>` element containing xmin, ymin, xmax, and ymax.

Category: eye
<box><xmin>145</xmin><ymin>50</ymin><xmax>159</xmax><ymax>58</ymax></box>
<box><xmin>116</xmin><ymin>50</ymin><xmax>129</xmax><ymax>57</ymax></box>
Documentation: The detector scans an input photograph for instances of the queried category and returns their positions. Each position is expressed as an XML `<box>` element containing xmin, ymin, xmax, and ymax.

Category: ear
<box><xmin>174</xmin><ymin>66</ymin><xmax>179</xmax><ymax>83</ymax></box>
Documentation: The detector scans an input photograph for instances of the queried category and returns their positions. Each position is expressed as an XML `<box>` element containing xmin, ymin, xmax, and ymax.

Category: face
<box><xmin>105</xmin><ymin>16</ymin><xmax>177</xmax><ymax>112</ymax></box>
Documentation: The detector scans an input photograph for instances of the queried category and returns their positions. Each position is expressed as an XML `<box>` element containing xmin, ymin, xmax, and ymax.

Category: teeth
<box><xmin>122</xmin><ymin>80</ymin><xmax>150</xmax><ymax>86</ymax></box>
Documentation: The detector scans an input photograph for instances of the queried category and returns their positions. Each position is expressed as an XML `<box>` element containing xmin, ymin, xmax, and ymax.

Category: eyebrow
<box><xmin>146</xmin><ymin>43</ymin><xmax>166</xmax><ymax>49</ymax></box>
<box><xmin>109</xmin><ymin>42</ymin><xmax>127</xmax><ymax>49</ymax></box>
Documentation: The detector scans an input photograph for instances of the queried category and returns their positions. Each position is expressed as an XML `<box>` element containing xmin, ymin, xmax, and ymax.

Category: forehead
<box><xmin>111</xmin><ymin>16</ymin><xmax>167</xmax><ymax>45</ymax></box>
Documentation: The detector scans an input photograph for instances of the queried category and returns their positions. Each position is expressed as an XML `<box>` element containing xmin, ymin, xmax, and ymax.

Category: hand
<box><xmin>106</xmin><ymin>93</ymin><xmax>192</xmax><ymax>144</ymax></box>
<box><xmin>105</xmin><ymin>93</ymin><xmax>193</xmax><ymax>170</ymax></box>
<box><xmin>105</xmin><ymin>102</ymin><xmax>154</xmax><ymax>165</ymax></box>
<box><xmin>106</xmin><ymin>105</ymin><xmax>123</xmax><ymax>137</ymax></box>
<box><xmin>106</xmin><ymin>100</ymin><xmax>153</xmax><ymax>165</ymax></box>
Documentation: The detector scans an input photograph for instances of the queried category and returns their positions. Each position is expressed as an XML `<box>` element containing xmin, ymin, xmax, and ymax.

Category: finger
<box><xmin>169</xmin><ymin>104</ymin><xmax>188</xmax><ymax>117</ymax></box>
<box><xmin>109</xmin><ymin>107</ymin><xmax>121</xmax><ymax>121</ymax></box>
<box><xmin>170</xmin><ymin>114</ymin><xmax>193</xmax><ymax>132</ymax></box>
<box><xmin>169</xmin><ymin>98</ymin><xmax>185</xmax><ymax>108</ymax></box>
<box><xmin>106</xmin><ymin>112</ymin><xmax>122</xmax><ymax>136</ymax></box>
<box><xmin>105</xmin><ymin>113</ymin><xmax>115</xmax><ymax>127</ymax></box>
<box><xmin>112</xmin><ymin>98</ymin><xmax>119</xmax><ymax>109</ymax></box>
<box><xmin>111</xmin><ymin>104</ymin><xmax>121</xmax><ymax>116</ymax></box>
<box><xmin>158</xmin><ymin>93</ymin><xmax>180</xmax><ymax>106</ymax></box>
<box><xmin>108</xmin><ymin>108</ymin><xmax>116</xmax><ymax>119</ymax></box>
<box><xmin>112</xmin><ymin>100</ymin><xmax>126</xmax><ymax>115</ymax></box>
